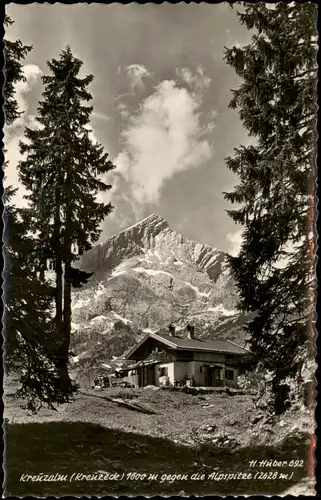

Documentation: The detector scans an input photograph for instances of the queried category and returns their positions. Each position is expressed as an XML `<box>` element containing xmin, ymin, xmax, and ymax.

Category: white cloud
<box><xmin>124</xmin><ymin>64</ymin><xmax>151</xmax><ymax>91</ymax></box>
<box><xmin>225</xmin><ymin>29</ymin><xmax>243</xmax><ymax>50</ymax></box>
<box><xmin>176</xmin><ymin>66</ymin><xmax>211</xmax><ymax>93</ymax></box>
<box><xmin>12</xmin><ymin>64</ymin><xmax>43</xmax><ymax>123</ymax></box>
<box><xmin>112</xmin><ymin>64</ymin><xmax>152</xmax><ymax>117</ymax></box>
<box><xmin>5</xmin><ymin>64</ymin><xmax>43</xmax><ymax>143</ymax></box>
<box><xmin>113</xmin><ymin>71</ymin><xmax>215</xmax><ymax>206</ymax></box>
<box><xmin>116</xmin><ymin>102</ymin><xmax>130</xmax><ymax>120</ymax></box>
<box><xmin>84</xmin><ymin>123</ymin><xmax>99</xmax><ymax>145</ymax></box>
<box><xmin>92</xmin><ymin>111</ymin><xmax>110</xmax><ymax>122</ymax></box>
<box><xmin>226</xmin><ymin>229</ymin><xmax>243</xmax><ymax>257</ymax></box>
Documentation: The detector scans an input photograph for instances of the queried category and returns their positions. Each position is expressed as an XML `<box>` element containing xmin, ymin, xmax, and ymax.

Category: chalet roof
<box><xmin>125</xmin><ymin>331</ymin><xmax>248</xmax><ymax>359</ymax></box>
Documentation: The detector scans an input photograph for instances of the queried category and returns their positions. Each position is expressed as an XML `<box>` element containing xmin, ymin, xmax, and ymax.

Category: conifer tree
<box><xmin>4</xmin><ymin>15</ymin><xmax>32</xmax><ymax>125</ymax></box>
<box><xmin>3</xmin><ymin>17</ymin><xmax>71</xmax><ymax>410</ymax></box>
<box><xmin>3</xmin><ymin>192</ymin><xmax>72</xmax><ymax>411</ymax></box>
<box><xmin>223</xmin><ymin>3</ymin><xmax>317</xmax><ymax>411</ymax></box>
<box><xmin>17</xmin><ymin>46</ymin><xmax>116</xmax><ymax>393</ymax></box>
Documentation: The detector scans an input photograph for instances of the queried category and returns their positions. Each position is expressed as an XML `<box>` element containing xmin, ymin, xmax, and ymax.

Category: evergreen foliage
<box><xmin>223</xmin><ymin>3</ymin><xmax>317</xmax><ymax>410</ymax></box>
<box><xmin>4</xmin><ymin>15</ymin><xmax>32</xmax><ymax>125</ymax></box>
<box><xmin>3</xmin><ymin>18</ymin><xmax>70</xmax><ymax>411</ymax></box>
<box><xmin>17</xmin><ymin>46</ymin><xmax>116</xmax><ymax>395</ymax></box>
<box><xmin>3</xmin><ymin>194</ymin><xmax>71</xmax><ymax>411</ymax></box>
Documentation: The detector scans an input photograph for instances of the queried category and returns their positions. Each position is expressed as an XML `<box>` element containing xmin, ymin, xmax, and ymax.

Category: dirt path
<box><xmin>79</xmin><ymin>390</ymin><xmax>158</xmax><ymax>414</ymax></box>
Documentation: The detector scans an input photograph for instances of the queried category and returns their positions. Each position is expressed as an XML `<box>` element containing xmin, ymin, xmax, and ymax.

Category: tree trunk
<box><xmin>56</xmin><ymin>255</ymin><xmax>71</xmax><ymax>390</ymax></box>
<box><xmin>54</xmin><ymin>190</ymin><xmax>63</xmax><ymax>343</ymax></box>
<box><xmin>54</xmin><ymin>187</ymin><xmax>72</xmax><ymax>393</ymax></box>
<box><xmin>60</xmin><ymin>174</ymin><xmax>73</xmax><ymax>393</ymax></box>
<box><xmin>55</xmin><ymin>255</ymin><xmax>63</xmax><ymax>332</ymax></box>
<box><xmin>63</xmin><ymin>256</ymin><xmax>72</xmax><ymax>368</ymax></box>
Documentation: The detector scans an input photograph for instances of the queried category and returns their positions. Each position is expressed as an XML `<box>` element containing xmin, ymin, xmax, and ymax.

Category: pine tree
<box><xmin>3</xmin><ymin>190</ymin><xmax>72</xmax><ymax>411</ymax></box>
<box><xmin>3</xmin><ymin>18</ymin><xmax>71</xmax><ymax>410</ymax></box>
<box><xmin>4</xmin><ymin>15</ymin><xmax>32</xmax><ymax>125</ymax></box>
<box><xmin>223</xmin><ymin>3</ymin><xmax>317</xmax><ymax>411</ymax></box>
<box><xmin>17</xmin><ymin>46</ymin><xmax>116</xmax><ymax>393</ymax></box>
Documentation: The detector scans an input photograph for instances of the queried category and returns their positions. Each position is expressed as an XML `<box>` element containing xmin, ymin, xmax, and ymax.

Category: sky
<box><xmin>5</xmin><ymin>3</ymin><xmax>254</xmax><ymax>255</ymax></box>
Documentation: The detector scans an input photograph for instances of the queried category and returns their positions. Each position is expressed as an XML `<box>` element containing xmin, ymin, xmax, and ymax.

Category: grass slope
<box><xmin>5</xmin><ymin>421</ymin><xmax>308</xmax><ymax>497</ymax></box>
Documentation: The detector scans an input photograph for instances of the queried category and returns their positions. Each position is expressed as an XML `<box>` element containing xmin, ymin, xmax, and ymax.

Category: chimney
<box><xmin>168</xmin><ymin>324</ymin><xmax>175</xmax><ymax>337</ymax></box>
<box><xmin>186</xmin><ymin>324</ymin><xmax>195</xmax><ymax>339</ymax></box>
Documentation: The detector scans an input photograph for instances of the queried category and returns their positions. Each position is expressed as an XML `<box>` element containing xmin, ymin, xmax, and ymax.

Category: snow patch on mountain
<box><xmin>71</xmin><ymin>350</ymin><xmax>89</xmax><ymax>364</ymax></box>
<box><xmin>95</xmin><ymin>283</ymin><xmax>107</xmax><ymax>297</ymax></box>
<box><xmin>208</xmin><ymin>304</ymin><xmax>238</xmax><ymax>316</ymax></box>
<box><xmin>137</xmin><ymin>256</ymin><xmax>154</xmax><ymax>264</ymax></box>
<box><xmin>90</xmin><ymin>315</ymin><xmax>110</xmax><ymax>323</ymax></box>
<box><xmin>133</xmin><ymin>267</ymin><xmax>172</xmax><ymax>278</ymax></box>
<box><xmin>142</xmin><ymin>328</ymin><xmax>158</xmax><ymax>334</ymax></box>
<box><xmin>73</xmin><ymin>297</ymin><xmax>92</xmax><ymax>309</ymax></box>
<box><xmin>112</xmin><ymin>312</ymin><xmax>132</xmax><ymax>325</ymax></box>
<box><xmin>110</xmin><ymin>262</ymin><xmax>131</xmax><ymax>279</ymax></box>
<box><xmin>183</xmin><ymin>281</ymin><xmax>212</xmax><ymax>298</ymax></box>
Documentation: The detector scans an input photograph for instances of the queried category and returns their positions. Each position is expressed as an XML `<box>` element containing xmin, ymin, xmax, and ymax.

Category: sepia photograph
<box><xmin>2</xmin><ymin>2</ymin><xmax>318</xmax><ymax>497</ymax></box>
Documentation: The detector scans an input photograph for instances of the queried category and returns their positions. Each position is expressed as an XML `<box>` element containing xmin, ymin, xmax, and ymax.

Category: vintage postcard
<box><xmin>2</xmin><ymin>2</ymin><xmax>318</xmax><ymax>497</ymax></box>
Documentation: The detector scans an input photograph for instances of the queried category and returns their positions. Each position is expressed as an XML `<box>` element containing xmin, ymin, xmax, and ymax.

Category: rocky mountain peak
<box><xmin>78</xmin><ymin>213</ymin><xmax>172</xmax><ymax>273</ymax></box>
<box><xmin>122</xmin><ymin>213</ymin><xmax>170</xmax><ymax>236</ymax></box>
<box><xmin>77</xmin><ymin>213</ymin><xmax>228</xmax><ymax>284</ymax></box>
<box><xmin>71</xmin><ymin>214</ymin><xmax>248</xmax><ymax>376</ymax></box>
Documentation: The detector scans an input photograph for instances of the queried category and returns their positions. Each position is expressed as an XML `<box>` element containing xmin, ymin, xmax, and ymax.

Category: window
<box><xmin>225</xmin><ymin>369</ymin><xmax>234</xmax><ymax>381</ymax></box>
<box><xmin>200</xmin><ymin>366</ymin><xmax>203</xmax><ymax>373</ymax></box>
<box><xmin>159</xmin><ymin>367</ymin><xmax>168</xmax><ymax>377</ymax></box>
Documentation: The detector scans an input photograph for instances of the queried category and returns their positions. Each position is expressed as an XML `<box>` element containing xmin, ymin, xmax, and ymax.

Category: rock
<box><xmin>251</xmin><ymin>414</ymin><xmax>264</xmax><ymax>424</ymax></box>
<box><xmin>280</xmin><ymin>478</ymin><xmax>316</xmax><ymax>496</ymax></box>
<box><xmin>264</xmin><ymin>415</ymin><xmax>276</xmax><ymax>425</ymax></box>
<box><xmin>203</xmin><ymin>425</ymin><xmax>217</xmax><ymax>433</ymax></box>
<box><xmin>281</xmin><ymin>430</ymin><xmax>310</xmax><ymax>447</ymax></box>
<box><xmin>302</xmin><ymin>381</ymin><xmax>314</xmax><ymax>408</ymax></box>
<box><xmin>228</xmin><ymin>419</ymin><xmax>240</xmax><ymax>426</ymax></box>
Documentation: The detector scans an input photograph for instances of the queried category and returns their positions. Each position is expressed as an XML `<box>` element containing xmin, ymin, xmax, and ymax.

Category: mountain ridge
<box><xmin>70</xmin><ymin>213</ymin><xmax>249</xmax><ymax>381</ymax></box>
<box><xmin>78</xmin><ymin>212</ymin><xmax>226</xmax><ymax>282</ymax></box>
